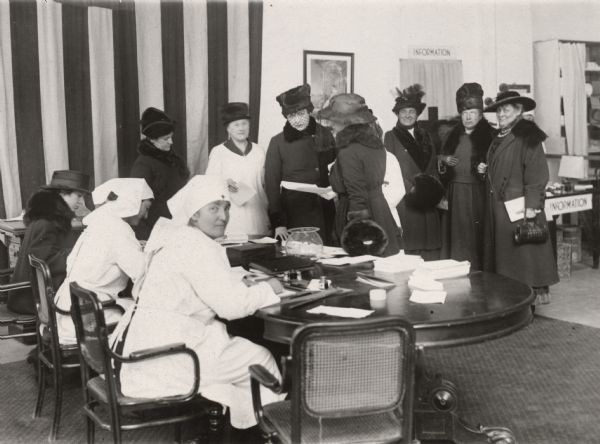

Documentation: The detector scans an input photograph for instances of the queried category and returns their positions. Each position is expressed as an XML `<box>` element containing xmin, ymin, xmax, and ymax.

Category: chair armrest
<box><xmin>101</xmin><ymin>299</ymin><xmax>125</xmax><ymax>314</ymax></box>
<box><xmin>128</xmin><ymin>342</ymin><xmax>186</xmax><ymax>360</ymax></box>
<box><xmin>249</xmin><ymin>364</ymin><xmax>282</xmax><ymax>393</ymax></box>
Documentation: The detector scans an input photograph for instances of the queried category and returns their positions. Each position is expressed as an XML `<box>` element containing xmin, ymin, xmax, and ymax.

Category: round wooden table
<box><xmin>257</xmin><ymin>270</ymin><xmax>534</xmax><ymax>349</ymax></box>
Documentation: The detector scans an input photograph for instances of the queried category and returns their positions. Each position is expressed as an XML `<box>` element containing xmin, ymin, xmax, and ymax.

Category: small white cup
<box><xmin>369</xmin><ymin>289</ymin><xmax>387</xmax><ymax>309</ymax></box>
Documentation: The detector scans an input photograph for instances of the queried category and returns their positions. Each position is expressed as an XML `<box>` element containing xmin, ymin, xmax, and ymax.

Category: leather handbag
<box><xmin>513</xmin><ymin>217</ymin><xmax>548</xmax><ymax>245</ymax></box>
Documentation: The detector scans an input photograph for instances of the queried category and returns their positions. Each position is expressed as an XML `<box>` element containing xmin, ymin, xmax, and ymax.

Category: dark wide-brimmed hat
<box><xmin>456</xmin><ymin>82</ymin><xmax>484</xmax><ymax>112</ymax></box>
<box><xmin>221</xmin><ymin>102</ymin><xmax>250</xmax><ymax>126</ymax></box>
<box><xmin>404</xmin><ymin>173</ymin><xmax>444</xmax><ymax>211</ymax></box>
<box><xmin>393</xmin><ymin>84</ymin><xmax>427</xmax><ymax>115</ymax></box>
<box><xmin>276</xmin><ymin>84</ymin><xmax>314</xmax><ymax>116</ymax></box>
<box><xmin>341</xmin><ymin>218</ymin><xmax>389</xmax><ymax>257</ymax></box>
<box><xmin>140</xmin><ymin>107</ymin><xmax>175</xmax><ymax>139</ymax></box>
<box><xmin>317</xmin><ymin>93</ymin><xmax>376</xmax><ymax>126</ymax></box>
<box><xmin>40</xmin><ymin>170</ymin><xmax>91</xmax><ymax>194</ymax></box>
<box><xmin>484</xmin><ymin>84</ymin><xmax>536</xmax><ymax>113</ymax></box>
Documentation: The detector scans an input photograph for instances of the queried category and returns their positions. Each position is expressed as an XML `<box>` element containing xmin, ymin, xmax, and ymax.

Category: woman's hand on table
<box><xmin>274</xmin><ymin>226</ymin><xmax>288</xmax><ymax>241</ymax></box>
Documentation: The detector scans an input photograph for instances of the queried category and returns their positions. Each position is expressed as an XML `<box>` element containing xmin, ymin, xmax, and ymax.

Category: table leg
<box><xmin>414</xmin><ymin>347</ymin><xmax>517</xmax><ymax>444</ymax></box>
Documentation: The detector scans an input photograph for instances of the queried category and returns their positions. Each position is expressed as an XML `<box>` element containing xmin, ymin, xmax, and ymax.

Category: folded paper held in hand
<box><xmin>229</xmin><ymin>181</ymin><xmax>256</xmax><ymax>206</ymax></box>
<box><xmin>281</xmin><ymin>181</ymin><xmax>336</xmax><ymax>200</ymax></box>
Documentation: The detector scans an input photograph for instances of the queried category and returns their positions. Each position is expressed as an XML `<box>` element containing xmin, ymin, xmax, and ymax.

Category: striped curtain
<box><xmin>0</xmin><ymin>0</ymin><xmax>263</xmax><ymax>218</ymax></box>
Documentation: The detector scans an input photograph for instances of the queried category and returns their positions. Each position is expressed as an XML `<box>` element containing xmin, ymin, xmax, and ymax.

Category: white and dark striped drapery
<box><xmin>0</xmin><ymin>0</ymin><xmax>263</xmax><ymax>218</ymax></box>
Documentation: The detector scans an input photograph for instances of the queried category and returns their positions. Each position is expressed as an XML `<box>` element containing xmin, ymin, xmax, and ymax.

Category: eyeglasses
<box><xmin>286</xmin><ymin>109</ymin><xmax>308</xmax><ymax>119</ymax></box>
<box><xmin>398</xmin><ymin>109</ymin><xmax>418</xmax><ymax>117</ymax></box>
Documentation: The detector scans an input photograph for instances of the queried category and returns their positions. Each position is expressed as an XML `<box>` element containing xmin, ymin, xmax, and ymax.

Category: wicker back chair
<box><xmin>251</xmin><ymin>315</ymin><xmax>416</xmax><ymax>443</ymax></box>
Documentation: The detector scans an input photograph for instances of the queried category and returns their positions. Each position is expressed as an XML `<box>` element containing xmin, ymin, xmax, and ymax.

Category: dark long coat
<box><xmin>439</xmin><ymin>118</ymin><xmax>495</xmax><ymax>269</ymax></box>
<box><xmin>329</xmin><ymin>124</ymin><xmax>401</xmax><ymax>257</ymax></box>
<box><xmin>264</xmin><ymin>117</ymin><xmax>336</xmax><ymax>244</ymax></box>
<box><xmin>130</xmin><ymin>139</ymin><xmax>189</xmax><ymax>240</ymax></box>
<box><xmin>384</xmin><ymin>123</ymin><xmax>441</xmax><ymax>258</ymax></box>
<box><xmin>8</xmin><ymin>191</ymin><xmax>80</xmax><ymax>314</ymax></box>
<box><xmin>483</xmin><ymin>119</ymin><xmax>559</xmax><ymax>287</ymax></box>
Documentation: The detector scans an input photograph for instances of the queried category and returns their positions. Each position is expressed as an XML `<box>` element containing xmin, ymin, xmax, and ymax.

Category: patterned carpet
<box><xmin>0</xmin><ymin>316</ymin><xmax>599</xmax><ymax>443</ymax></box>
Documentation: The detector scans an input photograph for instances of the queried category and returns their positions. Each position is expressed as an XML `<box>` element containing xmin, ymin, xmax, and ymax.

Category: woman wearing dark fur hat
<box><xmin>264</xmin><ymin>84</ymin><xmax>336</xmax><ymax>244</ymax></box>
<box><xmin>439</xmin><ymin>83</ymin><xmax>495</xmax><ymax>270</ymax></box>
<box><xmin>482</xmin><ymin>87</ymin><xmax>558</xmax><ymax>304</ymax></box>
<box><xmin>206</xmin><ymin>102</ymin><xmax>269</xmax><ymax>236</ymax></box>
<box><xmin>384</xmin><ymin>84</ymin><xmax>442</xmax><ymax>260</ymax></box>
<box><xmin>8</xmin><ymin>170</ymin><xmax>91</xmax><ymax>314</ymax></box>
<box><xmin>130</xmin><ymin>107</ymin><xmax>189</xmax><ymax>240</ymax></box>
<box><xmin>320</xmin><ymin>93</ymin><xmax>400</xmax><ymax>256</ymax></box>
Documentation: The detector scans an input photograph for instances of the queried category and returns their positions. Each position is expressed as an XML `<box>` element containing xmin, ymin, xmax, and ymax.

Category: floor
<box><xmin>2</xmin><ymin>252</ymin><xmax>599</xmax><ymax>365</ymax></box>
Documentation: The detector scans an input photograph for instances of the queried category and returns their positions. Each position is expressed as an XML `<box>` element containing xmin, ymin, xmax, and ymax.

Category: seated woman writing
<box><xmin>54</xmin><ymin>178</ymin><xmax>154</xmax><ymax>344</ymax></box>
<box><xmin>111</xmin><ymin>175</ymin><xmax>285</xmax><ymax>437</ymax></box>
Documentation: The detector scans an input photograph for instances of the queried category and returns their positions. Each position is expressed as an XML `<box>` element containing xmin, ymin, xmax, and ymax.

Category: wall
<box><xmin>258</xmin><ymin>0</ymin><xmax>534</xmax><ymax>147</ymax></box>
<box><xmin>531</xmin><ymin>0</ymin><xmax>600</xmax><ymax>42</ymax></box>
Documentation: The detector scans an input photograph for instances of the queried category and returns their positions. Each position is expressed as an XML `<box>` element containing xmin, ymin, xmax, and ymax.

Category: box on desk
<box><xmin>226</xmin><ymin>243</ymin><xmax>277</xmax><ymax>268</ymax></box>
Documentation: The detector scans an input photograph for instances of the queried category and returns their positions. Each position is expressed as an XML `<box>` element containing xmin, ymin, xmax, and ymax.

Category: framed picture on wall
<box><xmin>303</xmin><ymin>50</ymin><xmax>354</xmax><ymax>112</ymax></box>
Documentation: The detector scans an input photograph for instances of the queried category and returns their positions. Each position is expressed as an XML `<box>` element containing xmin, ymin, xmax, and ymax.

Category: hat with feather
<box><xmin>456</xmin><ymin>82</ymin><xmax>484</xmax><ymax>112</ymax></box>
<box><xmin>392</xmin><ymin>84</ymin><xmax>427</xmax><ymax>115</ymax></box>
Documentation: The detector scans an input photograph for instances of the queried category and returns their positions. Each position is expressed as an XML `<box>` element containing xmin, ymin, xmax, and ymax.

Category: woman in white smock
<box><xmin>206</xmin><ymin>102</ymin><xmax>269</xmax><ymax>236</ymax></box>
<box><xmin>111</xmin><ymin>175</ymin><xmax>285</xmax><ymax>431</ymax></box>
<box><xmin>54</xmin><ymin>178</ymin><xmax>154</xmax><ymax>344</ymax></box>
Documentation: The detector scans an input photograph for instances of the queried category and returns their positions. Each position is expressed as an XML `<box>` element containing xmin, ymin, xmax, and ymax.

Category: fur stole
<box><xmin>283</xmin><ymin>117</ymin><xmax>335</xmax><ymax>152</ymax></box>
<box><xmin>392</xmin><ymin>122</ymin><xmax>434</xmax><ymax>171</ymax></box>
<box><xmin>138</xmin><ymin>139</ymin><xmax>189</xmax><ymax>178</ymax></box>
<box><xmin>335</xmin><ymin>124</ymin><xmax>384</xmax><ymax>150</ymax></box>
<box><xmin>440</xmin><ymin>118</ymin><xmax>495</xmax><ymax>182</ymax></box>
<box><xmin>511</xmin><ymin>118</ymin><xmax>547</xmax><ymax>148</ymax></box>
<box><xmin>24</xmin><ymin>190</ymin><xmax>74</xmax><ymax>232</ymax></box>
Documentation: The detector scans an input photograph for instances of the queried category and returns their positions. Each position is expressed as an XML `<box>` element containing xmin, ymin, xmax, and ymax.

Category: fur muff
<box><xmin>24</xmin><ymin>190</ymin><xmax>74</xmax><ymax>232</ymax></box>
<box><xmin>341</xmin><ymin>218</ymin><xmax>389</xmax><ymax>257</ymax></box>
<box><xmin>405</xmin><ymin>173</ymin><xmax>445</xmax><ymax>211</ymax></box>
<box><xmin>511</xmin><ymin>118</ymin><xmax>547</xmax><ymax>148</ymax></box>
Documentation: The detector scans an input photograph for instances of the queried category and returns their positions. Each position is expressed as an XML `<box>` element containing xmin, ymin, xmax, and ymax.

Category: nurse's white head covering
<box><xmin>92</xmin><ymin>178</ymin><xmax>154</xmax><ymax>218</ymax></box>
<box><xmin>167</xmin><ymin>175</ymin><xmax>230</xmax><ymax>225</ymax></box>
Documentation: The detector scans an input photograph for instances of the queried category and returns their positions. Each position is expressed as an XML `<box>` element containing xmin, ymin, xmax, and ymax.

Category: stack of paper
<box><xmin>412</xmin><ymin>260</ymin><xmax>470</xmax><ymax>280</ymax></box>
<box><xmin>409</xmin><ymin>289</ymin><xmax>447</xmax><ymax>304</ymax></box>
<box><xmin>217</xmin><ymin>234</ymin><xmax>249</xmax><ymax>245</ymax></box>
<box><xmin>318</xmin><ymin>255</ymin><xmax>378</xmax><ymax>266</ymax></box>
<box><xmin>373</xmin><ymin>251</ymin><xmax>424</xmax><ymax>273</ymax></box>
<box><xmin>407</xmin><ymin>275</ymin><xmax>443</xmax><ymax>291</ymax></box>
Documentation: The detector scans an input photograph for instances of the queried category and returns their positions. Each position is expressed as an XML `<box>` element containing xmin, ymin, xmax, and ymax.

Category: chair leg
<box><xmin>33</xmin><ymin>353</ymin><xmax>46</xmax><ymax>418</ymax></box>
<box><xmin>174</xmin><ymin>423</ymin><xmax>182</xmax><ymax>444</ymax></box>
<box><xmin>86</xmin><ymin>415</ymin><xmax>95</xmax><ymax>444</ymax></box>
<box><xmin>50</xmin><ymin>369</ymin><xmax>63</xmax><ymax>441</ymax></box>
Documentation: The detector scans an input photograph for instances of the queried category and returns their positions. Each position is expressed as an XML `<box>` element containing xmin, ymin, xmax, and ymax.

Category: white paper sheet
<box><xmin>306</xmin><ymin>305</ymin><xmax>374</xmax><ymax>318</ymax></box>
<box><xmin>249</xmin><ymin>237</ymin><xmax>278</xmax><ymax>244</ymax></box>
<box><xmin>318</xmin><ymin>255</ymin><xmax>378</xmax><ymax>266</ymax></box>
<box><xmin>281</xmin><ymin>181</ymin><xmax>337</xmax><ymax>200</ymax></box>
<box><xmin>504</xmin><ymin>196</ymin><xmax>525</xmax><ymax>222</ymax></box>
<box><xmin>409</xmin><ymin>290</ymin><xmax>447</xmax><ymax>304</ymax></box>
<box><xmin>229</xmin><ymin>181</ymin><xmax>257</xmax><ymax>206</ymax></box>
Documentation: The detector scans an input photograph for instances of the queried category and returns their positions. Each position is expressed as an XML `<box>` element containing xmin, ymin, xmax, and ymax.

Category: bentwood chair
<box><xmin>69</xmin><ymin>282</ymin><xmax>223</xmax><ymax>444</ymax></box>
<box><xmin>0</xmin><ymin>267</ymin><xmax>36</xmax><ymax>340</ymax></box>
<box><xmin>250</xmin><ymin>316</ymin><xmax>416</xmax><ymax>444</ymax></box>
<box><xmin>29</xmin><ymin>254</ymin><xmax>83</xmax><ymax>441</ymax></box>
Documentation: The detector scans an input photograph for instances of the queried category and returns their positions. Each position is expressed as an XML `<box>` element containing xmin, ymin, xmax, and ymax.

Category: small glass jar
<box><xmin>285</xmin><ymin>227</ymin><xmax>323</xmax><ymax>258</ymax></box>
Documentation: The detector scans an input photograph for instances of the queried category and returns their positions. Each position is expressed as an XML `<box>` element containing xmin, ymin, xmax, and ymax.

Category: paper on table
<box><xmin>318</xmin><ymin>255</ymin><xmax>378</xmax><ymax>266</ymax></box>
<box><xmin>281</xmin><ymin>181</ymin><xmax>337</xmax><ymax>200</ymax></box>
<box><xmin>408</xmin><ymin>275</ymin><xmax>443</xmax><ymax>291</ymax></box>
<box><xmin>504</xmin><ymin>196</ymin><xmax>525</xmax><ymax>222</ymax></box>
<box><xmin>409</xmin><ymin>289</ymin><xmax>447</xmax><ymax>304</ymax></box>
<box><xmin>217</xmin><ymin>234</ymin><xmax>249</xmax><ymax>244</ymax></box>
<box><xmin>321</xmin><ymin>246</ymin><xmax>348</xmax><ymax>257</ymax></box>
<box><xmin>306</xmin><ymin>305</ymin><xmax>374</xmax><ymax>318</ymax></box>
<box><xmin>229</xmin><ymin>181</ymin><xmax>256</xmax><ymax>206</ymax></box>
<box><xmin>249</xmin><ymin>237</ymin><xmax>278</xmax><ymax>244</ymax></box>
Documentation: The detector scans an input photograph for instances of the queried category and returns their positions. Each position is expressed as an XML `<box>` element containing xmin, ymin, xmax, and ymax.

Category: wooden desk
<box><xmin>258</xmin><ymin>270</ymin><xmax>534</xmax><ymax>349</ymax></box>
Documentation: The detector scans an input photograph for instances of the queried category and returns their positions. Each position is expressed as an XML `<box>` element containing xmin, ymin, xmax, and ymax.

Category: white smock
<box><xmin>113</xmin><ymin>222</ymin><xmax>284</xmax><ymax>429</ymax></box>
<box><xmin>383</xmin><ymin>150</ymin><xmax>405</xmax><ymax>228</ymax></box>
<box><xmin>205</xmin><ymin>143</ymin><xmax>269</xmax><ymax>236</ymax></box>
<box><xmin>54</xmin><ymin>205</ymin><xmax>144</xmax><ymax>343</ymax></box>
